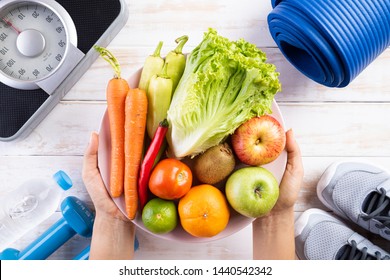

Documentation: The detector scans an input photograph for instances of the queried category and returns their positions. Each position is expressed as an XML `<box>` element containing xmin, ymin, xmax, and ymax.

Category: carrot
<box><xmin>124</xmin><ymin>87</ymin><xmax>148</xmax><ymax>219</ymax></box>
<box><xmin>94</xmin><ymin>46</ymin><xmax>129</xmax><ymax>198</ymax></box>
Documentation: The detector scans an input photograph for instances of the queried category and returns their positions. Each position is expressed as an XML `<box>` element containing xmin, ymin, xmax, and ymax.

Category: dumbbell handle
<box><xmin>2</xmin><ymin>217</ymin><xmax>75</xmax><ymax>260</ymax></box>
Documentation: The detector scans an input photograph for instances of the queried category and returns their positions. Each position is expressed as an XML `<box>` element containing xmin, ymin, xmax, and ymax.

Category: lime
<box><xmin>142</xmin><ymin>198</ymin><xmax>178</xmax><ymax>234</ymax></box>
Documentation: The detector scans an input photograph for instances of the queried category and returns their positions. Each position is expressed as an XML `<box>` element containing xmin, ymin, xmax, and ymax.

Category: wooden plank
<box><xmin>266</xmin><ymin>49</ymin><xmax>390</xmax><ymax>102</ymax></box>
<box><xmin>65</xmin><ymin>47</ymin><xmax>390</xmax><ymax>102</ymax></box>
<box><xmin>0</xmin><ymin>102</ymin><xmax>106</xmax><ymax>156</ymax></box>
<box><xmin>2</xmin><ymin>0</ymin><xmax>390</xmax><ymax>260</ymax></box>
<box><xmin>12</xmin><ymin>212</ymin><xmax>390</xmax><ymax>260</ymax></box>
<box><xmin>2</xmin><ymin>155</ymin><xmax>390</xmax><ymax>208</ymax></box>
<box><xmin>1</xmin><ymin>155</ymin><xmax>389</xmax><ymax>258</ymax></box>
<box><xmin>281</xmin><ymin>102</ymin><xmax>390</xmax><ymax>157</ymax></box>
<box><xmin>2</xmin><ymin>154</ymin><xmax>388</xmax><ymax>212</ymax></box>
<box><xmin>10</xmin><ymin>212</ymin><xmax>252</xmax><ymax>260</ymax></box>
<box><xmin>1</xmin><ymin>102</ymin><xmax>390</xmax><ymax>156</ymax></box>
<box><xmin>117</xmin><ymin>0</ymin><xmax>276</xmax><ymax>48</ymax></box>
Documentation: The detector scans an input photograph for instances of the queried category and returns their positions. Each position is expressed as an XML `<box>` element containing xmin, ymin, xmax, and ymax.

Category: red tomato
<box><xmin>149</xmin><ymin>158</ymin><xmax>192</xmax><ymax>200</ymax></box>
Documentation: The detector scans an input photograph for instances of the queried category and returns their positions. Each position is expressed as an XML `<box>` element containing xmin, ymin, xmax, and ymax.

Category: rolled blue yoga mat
<box><xmin>268</xmin><ymin>0</ymin><xmax>390</xmax><ymax>87</ymax></box>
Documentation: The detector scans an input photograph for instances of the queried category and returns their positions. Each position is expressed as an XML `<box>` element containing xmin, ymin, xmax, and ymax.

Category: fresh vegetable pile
<box><xmin>96</xmin><ymin>28</ymin><xmax>284</xmax><ymax>238</ymax></box>
<box><xmin>167</xmin><ymin>29</ymin><xmax>281</xmax><ymax>158</ymax></box>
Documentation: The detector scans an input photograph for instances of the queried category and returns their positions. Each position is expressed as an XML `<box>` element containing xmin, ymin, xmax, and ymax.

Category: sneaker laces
<box><xmin>362</xmin><ymin>187</ymin><xmax>390</xmax><ymax>233</ymax></box>
<box><xmin>337</xmin><ymin>240</ymin><xmax>390</xmax><ymax>260</ymax></box>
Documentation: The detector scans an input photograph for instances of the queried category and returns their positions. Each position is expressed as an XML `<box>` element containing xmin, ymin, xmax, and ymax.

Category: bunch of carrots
<box><xmin>94</xmin><ymin>35</ymin><xmax>188</xmax><ymax>219</ymax></box>
<box><xmin>94</xmin><ymin>46</ymin><xmax>148</xmax><ymax>219</ymax></box>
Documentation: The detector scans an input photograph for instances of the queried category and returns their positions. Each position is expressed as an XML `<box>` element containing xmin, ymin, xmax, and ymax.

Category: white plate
<box><xmin>98</xmin><ymin>68</ymin><xmax>287</xmax><ymax>243</ymax></box>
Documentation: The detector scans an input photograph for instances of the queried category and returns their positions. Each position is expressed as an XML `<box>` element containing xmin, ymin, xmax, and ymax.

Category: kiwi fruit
<box><xmin>193</xmin><ymin>142</ymin><xmax>236</xmax><ymax>185</ymax></box>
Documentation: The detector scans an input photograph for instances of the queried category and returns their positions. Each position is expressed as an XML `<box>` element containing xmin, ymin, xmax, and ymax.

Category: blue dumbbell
<box><xmin>0</xmin><ymin>196</ymin><xmax>94</xmax><ymax>260</ymax></box>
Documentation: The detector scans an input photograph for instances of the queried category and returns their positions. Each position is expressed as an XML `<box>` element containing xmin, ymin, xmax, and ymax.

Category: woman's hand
<box><xmin>270</xmin><ymin>128</ymin><xmax>304</xmax><ymax>214</ymax></box>
<box><xmin>82</xmin><ymin>132</ymin><xmax>129</xmax><ymax>221</ymax></box>
<box><xmin>82</xmin><ymin>132</ymin><xmax>135</xmax><ymax>260</ymax></box>
<box><xmin>252</xmin><ymin>129</ymin><xmax>304</xmax><ymax>260</ymax></box>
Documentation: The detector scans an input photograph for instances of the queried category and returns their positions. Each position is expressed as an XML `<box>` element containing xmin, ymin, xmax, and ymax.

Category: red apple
<box><xmin>231</xmin><ymin>115</ymin><xmax>286</xmax><ymax>166</ymax></box>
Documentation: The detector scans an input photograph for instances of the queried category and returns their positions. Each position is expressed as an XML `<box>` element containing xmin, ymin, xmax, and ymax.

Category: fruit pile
<box><xmin>98</xmin><ymin>29</ymin><xmax>284</xmax><ymax>239</ymax></box>
<box><xmin>141</xmin><ymin>114</ymin><xmax>286</xmax><ymax>238</ymax></box>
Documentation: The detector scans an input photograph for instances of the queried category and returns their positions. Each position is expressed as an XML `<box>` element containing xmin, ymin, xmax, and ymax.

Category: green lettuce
<box><xmin>166</xmin><ymin>28</ymin><xmax>281</xmax><ymax>158</ymax></box>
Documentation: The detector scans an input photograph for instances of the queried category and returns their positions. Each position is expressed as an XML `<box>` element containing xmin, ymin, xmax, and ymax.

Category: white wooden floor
<box><xmin>0</xmin><ymin>0</ymin><xmax>389</xmax><ymax>259</ymax></box>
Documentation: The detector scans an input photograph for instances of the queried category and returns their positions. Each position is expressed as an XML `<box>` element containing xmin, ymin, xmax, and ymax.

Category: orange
<box><xmin>178</xmin><ymin>184</ymin><xmax>230</xmax><ymax>238</ymax></box>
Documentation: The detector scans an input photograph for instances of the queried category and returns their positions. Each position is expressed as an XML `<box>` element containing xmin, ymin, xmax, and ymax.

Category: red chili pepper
<box><xmin>138</xmin><ymin>119</ymin><xmax>169</xmax><ymax>210</ymax></box>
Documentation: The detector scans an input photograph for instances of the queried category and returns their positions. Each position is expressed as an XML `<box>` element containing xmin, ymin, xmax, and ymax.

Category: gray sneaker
<box><xmin>317</xmin><ymin>161</ymin><xmax>390</xmax><ymax>241</ymax></box>
<box><xmin>295</xmin><ymin>208</ymin><xmax>390</xmax><ymax>260</ymax></box>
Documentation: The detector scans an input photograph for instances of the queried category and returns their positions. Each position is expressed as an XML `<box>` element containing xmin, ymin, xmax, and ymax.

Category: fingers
<box><xmin>84</xmin><ymin>132</ymin><xmax>99</xmax><ymax>163</ymax></box>
<box><xmin>285</xmin><ymin>129</ymin><xmax>303</xmax><ymax>177</ymax></box>
<box><xmin>82</xmin><ymin>132</ymin><xmax>100</xmax><ymax>180</ymax></box>
<box><xmin>82</xmin><ymin>132</ymin><xmax>110</xmax><ymax>201</ymax></box>
<box><xmin>273</xmin><ymin>129</ymin><xmax>304</xmax><ymax>211</ymax></box>
<box><xmin>285</xmin><ymin>129</ymin><xmax>301</xmax><ymax>160</ymax></box>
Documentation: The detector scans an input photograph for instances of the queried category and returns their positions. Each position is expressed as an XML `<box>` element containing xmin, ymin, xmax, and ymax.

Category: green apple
<box><xmin>225</xmin><ymin>166</ymin><xmax>279</xmax><ymax>218</ymax></box>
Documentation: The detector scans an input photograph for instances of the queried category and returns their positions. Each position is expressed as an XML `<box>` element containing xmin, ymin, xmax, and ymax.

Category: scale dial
<box><xmin>0</xmin><ymin>0</ymin><xmax>79</xmax><ymax>91</ymax></box>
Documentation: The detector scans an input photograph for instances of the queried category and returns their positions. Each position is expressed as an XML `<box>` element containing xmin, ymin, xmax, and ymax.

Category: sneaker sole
<box><xmin>295</xmin><ymin>208</ymin><xmax>335</xmax><ymax>237</ymax></box>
